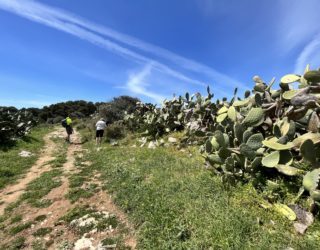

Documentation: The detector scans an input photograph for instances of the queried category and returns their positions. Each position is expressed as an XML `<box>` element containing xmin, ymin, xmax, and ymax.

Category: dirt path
<box><xmin>0</xmin><ymin>128</ymin><xmax>137</xmax><ymax>249</ymax></box>
<box><xmin>0</xmin><ymin>128</ymin><xmax>62</xmax><ymax>215</ymax></box>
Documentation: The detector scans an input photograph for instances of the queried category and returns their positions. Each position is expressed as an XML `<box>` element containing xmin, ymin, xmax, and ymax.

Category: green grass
<box><xmin>60</xmin><ymin>205</ymin><xmax>94</xmax><ymax>223</ymax></box>
<box><xmin>4</xmin><ymin>139</ymin><xmax>67</xmax><ymax>212</ymax></box>
<box><xmin>65</xmin><ymin>155</ymin><xmax>98</xmax><ymax>203</ymax></box>
<box><xmin>9</xmin><ymin>221</ymin><xmax>32</xmax><ymax>235</ymax></box>
<box><xmin>32</xmin><ymin>227</ymin><xmax>52</xmax><ymax>237</ymax></box>
<box><xmin>83</xmin><ymin>140</ymin><xmax>320</xmax><ymax>249</ymax></box>
<box><xmin>7</xmin><ymin>236</ymin><xmax>26</xmax><ymax>250</ymax></box>
<box><xmin>31</xmin><ymin>239</ymin><xmax>46</xmax><ymax>250</ymax></box>
<box><xmin>21</xmin><ymin>169</ymin><xmax>62</xmax><ymax>208</ymax></box>
<box><xmin>34</xmin><ymin>215</ymin><xmax>47</xmax><ymax>222</ymax></box>
<box><xmin>46</xmin><ymin>141</ymin><xmax>68</xmax><ymax>168</ymax></box>
<box><xmin>0</xmin><ymin>125</ymin><xmax>52</xmax><ymax>189</ymax></box>
<box><xmin>10</xmin><ymin>214</ymin><xmax>23</xmax><ymax>224</ymax></box>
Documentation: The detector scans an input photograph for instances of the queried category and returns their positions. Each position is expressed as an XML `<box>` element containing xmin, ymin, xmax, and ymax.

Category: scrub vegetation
<box><xmin>1</xmin><ymin>67</ymin><xmax>320</xmax><ymax>248</ymax></box>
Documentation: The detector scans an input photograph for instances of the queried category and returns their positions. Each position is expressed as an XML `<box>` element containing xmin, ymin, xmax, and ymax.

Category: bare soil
<box><xmin>0</xmin><ymin>128</ymin><xmax>136</xmax><ymax>249</ymax></box>
<box><xmin>0</xmin><ymin>129</ymin><xmax>59</xmax><ymax>215</ymax></box>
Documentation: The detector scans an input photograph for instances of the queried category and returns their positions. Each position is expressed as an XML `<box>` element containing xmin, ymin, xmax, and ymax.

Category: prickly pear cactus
<box><xmin>124</xmin><ymin>65</ymin><xmax>320</xmax><ymax>208</ymax></box>
<box><xmin>0</xmin><ymin>107</ymin><xmax>37</xmax><ymax>143</ymax></box>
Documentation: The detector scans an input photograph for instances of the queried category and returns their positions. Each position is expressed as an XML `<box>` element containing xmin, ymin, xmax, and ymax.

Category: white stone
<box><xmin>294</xmin><ymin>222</ymin><xmax>308</xmax><ymax>234</ymax></box>
<box><xmin>168</xmin><ymin>137</ymin><xmax>178</xmax><ymax>143</ymax></box>
<box><xmin>74</xmin><ymin>237</ymin><xmax>95</xmax><ymax>250</ymax></box>
<box><xmin>18</xmin><ymin>150</ymin><xmax>33</xmax><ymax>157</ymax></box>
<box><xmin>148</xmin><ymin>141</ymin><xmax>157</xmax><ymax>149</ymax></box>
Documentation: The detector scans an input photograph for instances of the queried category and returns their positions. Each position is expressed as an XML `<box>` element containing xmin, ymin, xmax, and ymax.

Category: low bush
<box><xmin>104</xmin><ymin>123</ymin><xmax>126</xmax><ymax>141</ymax></box>
<box><xmin>0</xmin><ymin>107</ymin><xmax>37</xmax><ymax>143</ymax></box>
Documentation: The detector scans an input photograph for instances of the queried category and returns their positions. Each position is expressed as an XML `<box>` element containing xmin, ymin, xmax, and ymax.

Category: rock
<box><xmin>168</xmin><ymin>137</ymin><xmax>178</xmax><ymax>143</ymax></box>
<box><xmin>74</xmin><ymin>237</ymin><xmax>95</xmax><ymax>250</ymax></box>
<box><xmin>18</xmin><ymin>150</ymin><xmax>33</xmax><ymax>157</ymax></box>
<box><xmin>70</xmin><ymin>216</ymin><xmax>97</xmax><ymax>228</ymax></box>
<box><xmin>97</xmin><ymin>243</ymin><xmax>117</xmax><ymax>250</ymax></box>
<box><xmin>106</xmin><ymin>244</ymin><xmax>117</xmax><ymax>249</ymax></box>
<box><xmin>294</xmin><ymin>222</ymin><xmax>308</xmax><ymax>235</ymax></box>
<box><xmin>289</xmin><ymin>204</ymin><xmax>314</xmax><ymax>234</ymax></box>
<box><xmin>158</xmin><ymin>139</ymin><xmax>165</xmax><ymax>146</ymax></box>
<box><xmin>289</xmin><ymin>204</ymin><xmax>314</xmax><ymax>226</ymax></box>
<box><xmin>148</xmin><ymin>141</ymin><xmax>157</xmax><ymax>149</ymax></box>
<box><xmin>110</xmin><ymin>140</ymin><xmax>119</xmax><ymax>146</ymax></box>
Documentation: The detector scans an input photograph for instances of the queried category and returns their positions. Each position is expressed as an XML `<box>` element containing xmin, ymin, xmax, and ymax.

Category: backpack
<box><xmin>61</xmin><ymin>119</ymin><xmax>67</xmax><ymax>128</ymax></box>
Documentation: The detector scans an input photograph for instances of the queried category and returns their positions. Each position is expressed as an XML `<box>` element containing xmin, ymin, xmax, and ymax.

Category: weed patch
<box><xmin>21</xmin><ymin>169</ymin><xmax>62</xmax><ymax>207</ymax></box>
<box><xmin>85</xmin><ymin>142</ymin><xmax>320</xmax><ymax>249</ymax></box>
<box><xmin>0</xmin><ymin>126</ymin><xmax>51</xmax><ymax>189</ymax></box>
<box><xmin>3</xmin><ymin>236</ymin><xmax>26</xmax><ymax>249</ymax></box>
<box><xmin>32</xmin><ymin>227</ymin><xmax>52</xmax><ymax>237</ymax></box>
<box><xmin>9</xmin><ymin>221</ymin><xmax>32</xmax><ymax>235</ymax></box>
<box><xmin>10</xmin><ymin>214</ymin><xmax>23</xmax><ymax>224</ymax></box>
<box><xmin>34</xmin><ymin>214</ymin><xmax>47</xmax><ymax>222</ymax></box>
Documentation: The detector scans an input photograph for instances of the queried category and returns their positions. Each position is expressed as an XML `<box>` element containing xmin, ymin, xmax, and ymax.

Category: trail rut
<box><xmin>0</xmin><ymin>128</ymin><xmax>62</xmax><ymax>215</ymax></box>
<box><xmin>0</xmin><ymin>128</ymin><xmax>137</xmax><ymax>249</ymax></box>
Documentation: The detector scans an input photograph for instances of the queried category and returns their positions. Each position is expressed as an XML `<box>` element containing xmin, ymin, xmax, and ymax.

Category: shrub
<box><xmin>98</xmin><ymin>96</ymin><xmax>140</xmax><ymax>124</ymax></box>
<box><xmin>105</xmin><ymin>123</ymin><xmax>126</xmax><ymax>140</ymax></box>
<box><xmin>0</xmin><ymin>107</ymin><xmax>37</xmax><ymax>144</ymax></box>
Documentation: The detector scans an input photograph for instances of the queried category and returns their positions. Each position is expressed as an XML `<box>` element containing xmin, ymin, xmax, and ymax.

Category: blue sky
<box><xmin>0</xmin><ymin>0</ymin><xmax>320</xmax><ymax>108</ymax></box>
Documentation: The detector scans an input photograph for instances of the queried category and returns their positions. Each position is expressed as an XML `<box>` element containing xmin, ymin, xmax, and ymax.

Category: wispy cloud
<box><xmin>295</xmin><ymin>35</ymin><xmax>320</xmax><ymax>73</ymax></box>
<box><xmin>278</xmin><ymin>0</ymin><xmax>320</xmax><ymax>53</ymax></box>
<box><xmin>126</xmin><ymin>64</ymin><xmax>165</xmax><ymax>103</ymax></box>
<box><xmin>276</xmin><ymin>0</ymin><xmax>320</xmax><ymax>73</ymax></box>
<box><xmin>0</xmin><ymin>99</ymin><xmax>51</xmax><ymax>108</ymax></box>
<box><xmin>0</xmin><ymin>0</ymin><xmax>244</xmax><ymax>96</ymax></box>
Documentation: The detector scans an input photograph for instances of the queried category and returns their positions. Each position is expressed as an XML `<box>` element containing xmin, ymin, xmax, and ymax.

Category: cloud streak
<box><xmin>278</xmin><ymin>0</ymin><xmax>320</xmax><ymax>53</ymax></box>
<box><xmin>0</xmin><ymin>99</ymin><xmax>51</xmax><ymax>108</ymax></box>
<box><xmin>295</xmin><ymin>35</ymin><xmax>320</xmax><ymax>74</ymax></box>
<box><xmin>0</xmin><ymin>0</ymin><xmax>245</xmax><ymax>91</ymax></box>
<box><xmin>277</xmin><ymin>0</ymin><xmax>320</xmax><ymax>72</ymax></box>
<box><xmin>126</xmin><ymin>64</ymin><xmax>165</xmax><ymax>103</ymax></box>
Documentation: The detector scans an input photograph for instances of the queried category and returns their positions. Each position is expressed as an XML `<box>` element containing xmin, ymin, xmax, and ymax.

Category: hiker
<box><xmin>95</xmin><ymin>118</ymin><xmax>107</xmax><ymax>146</ymax></box>
<box><xmin>62</xmin><ymin>116</ymin><xmax>73</xmax><ymax>143</ymax></box>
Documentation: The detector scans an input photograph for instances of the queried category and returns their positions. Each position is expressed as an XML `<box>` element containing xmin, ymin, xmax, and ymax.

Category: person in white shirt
<box><xmin>95</xmin><ymin>118</ymin><xmax>107</xmax><ymax>145</ymax></box>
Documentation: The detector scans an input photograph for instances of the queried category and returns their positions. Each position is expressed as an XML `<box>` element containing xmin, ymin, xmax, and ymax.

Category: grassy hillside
<box><xmin>80</xmin><ymin>134</ymin><xmax>320</xmax><ymax>249</ymax></box>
